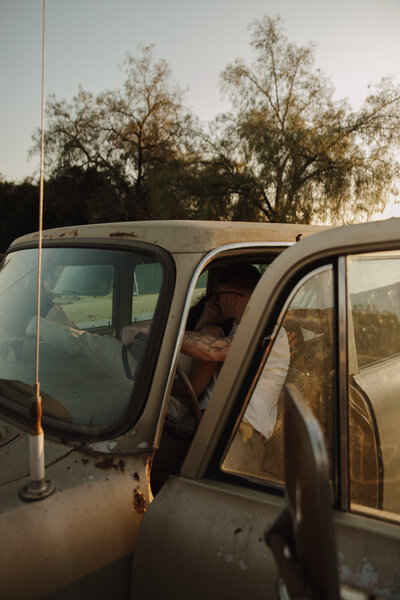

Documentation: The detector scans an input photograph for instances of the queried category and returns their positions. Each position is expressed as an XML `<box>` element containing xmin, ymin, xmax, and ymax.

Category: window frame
<box><xmin>345</xmin><ymin>251</ymin><xmax>400</xmax><ymax>524</ymax></box>
<box><xmin>206</xmin><ymin>262</ymin><xmax>339</xmax><ymax>497</ymax></box>
<box><xmin>0</xmin><ymin>238</ymin><xmax>176</xmax><ymax>443</ymax></box>
<box><xmin>154</xmin><ymin>241</ymin><xmax>293</xmax><ymax>447</ymax></box>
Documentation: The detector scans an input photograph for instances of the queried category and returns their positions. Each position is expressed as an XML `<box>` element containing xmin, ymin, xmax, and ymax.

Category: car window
<box><xmin>347</xmin><ymin>251</ymin><xmax>400</xmax><ymax>521</ymax></box>
<box><xmin>192</xmin><ymin>271</ymin><xmax>208</xmax><ymax>306</ymax></box>
<box><xmin>132</xmin><ymin>262</ymin><xmax>163</xmax><ymax>323</ymax></box>
<box><xmin>0</xmin><ymin>247</ymin><xmax>170</xmax><ymax>434</ymax></box>
<box><xmin>50</xmin><ymin>263</ymin><xmax>114</xmax><ymax>330</ymax></box>
<box><xmin>221</xmin><ymin>266</ymin><xmax>336</xmax><ymax>486</ymax></box>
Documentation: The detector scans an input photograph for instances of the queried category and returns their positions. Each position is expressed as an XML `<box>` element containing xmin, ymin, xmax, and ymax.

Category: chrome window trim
<box><xmin>155</xmin><ymin>241</ymin><xmax>294</xmax><ymax>444</ymax></box>
<box><xmin>338</xmin><ymin>256</ymin><xmax>349</xmax><ymax>510</ymax></box>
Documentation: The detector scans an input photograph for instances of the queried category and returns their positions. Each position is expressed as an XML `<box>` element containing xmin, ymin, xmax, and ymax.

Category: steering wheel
<box><xmin>175</xmin><ymin>363</ymin><xmax>202</xmax><ymax>426</ymax></box>
<box><xmin>122</xmin><ymin>333</ymin><xmax>147</xmax><ymax>380</ymax></box>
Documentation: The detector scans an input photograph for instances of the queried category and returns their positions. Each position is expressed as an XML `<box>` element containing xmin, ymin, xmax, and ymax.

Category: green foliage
<box><xmin>20</xmin><ymin>17</ymin><xmax>400</xmax><ymax>231</ymax></box>
<box><xmin>0</xmin><ymin>179</ymin><xmax>39</xmax><ymax>251</ymax></box>
<box><xmin>31</xmin><ymin>45</ymin><xmax>196</xmax><ymax>221</ymax></box>
<box><xmin>219</xmin><ymin>16</ymin><xmax>400</xmax><ymax>224</ymax></box>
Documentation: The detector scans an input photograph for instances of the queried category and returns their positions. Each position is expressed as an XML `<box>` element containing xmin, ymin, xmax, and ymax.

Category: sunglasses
<box><xmin>214</xmin><ymin>290</ymin><xmax>244</xmax><ymax>298</ymax></box>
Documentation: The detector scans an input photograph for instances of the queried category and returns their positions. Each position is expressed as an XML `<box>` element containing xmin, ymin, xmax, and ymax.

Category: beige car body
<box><xmin>0</xmin><ymin>220</ymin><xmax>324</xmax><ymax>599</ymax></box>
<box><xmin>1</xmin><ymin>218</ymin><xmax>399</xmax><ymax>599</ymax></box>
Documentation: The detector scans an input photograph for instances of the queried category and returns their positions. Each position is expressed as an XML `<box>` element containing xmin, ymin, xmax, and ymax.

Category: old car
<box><xmin>131</xmin><ymin>217</ymin><xmax>400</xmax><ymax>600</ymax></box>
<box><xmin>0</xmin><ymin>218</ymin><xmax>399</xmax><ymax>599</ymax></box>
<box><xmin>0</xmin><ymin>219</ymin><xmax>323</xmax><ymax>599</ymax></box>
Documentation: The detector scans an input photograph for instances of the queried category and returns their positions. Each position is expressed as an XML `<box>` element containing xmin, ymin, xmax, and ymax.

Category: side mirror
<box><xmin>265</xmin><ymin>383</ymin><xmax>340</xmax><ymax>600</ymax></box>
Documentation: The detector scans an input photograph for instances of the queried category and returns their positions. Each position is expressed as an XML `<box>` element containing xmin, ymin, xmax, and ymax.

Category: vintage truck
<box><xmin>0</xmin><ymin>218</ymin><xmax>399</xmax><ymax>599</ymax></box>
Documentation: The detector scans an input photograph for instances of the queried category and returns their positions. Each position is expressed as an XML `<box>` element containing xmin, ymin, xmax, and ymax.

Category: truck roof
<box><xmin>10</xmin><ymin>220</ymin><xmax>328</xmax><ymax>254</ymax></box>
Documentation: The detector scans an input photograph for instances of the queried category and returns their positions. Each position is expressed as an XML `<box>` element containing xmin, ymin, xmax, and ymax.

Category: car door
<box><xmin>132</xmin><ymin>218</ymin><xmax>400</xmax><ymax>600</ymax></box>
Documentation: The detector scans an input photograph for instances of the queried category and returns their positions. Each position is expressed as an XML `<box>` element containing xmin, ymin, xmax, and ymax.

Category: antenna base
<box><xmin>19</xmin><ymin>478</ymin><xmax>55</xmax><ymax>501</ymax></box>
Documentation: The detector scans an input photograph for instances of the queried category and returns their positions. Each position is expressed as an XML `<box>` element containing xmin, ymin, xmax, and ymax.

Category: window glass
<box><xmin>192</xmin><ymin>271</ymin><xmax>208</xmax><ymax>306</ymax></box>
<box><xmin>347</xmin><ymin>252</ymin><xmax>400</xmax><ymax>519</ymax></box>
<box><xmin>132</xmin><ymin>262</ymin><xmax>163</xmax><ymax>323</ymax></box>
<box><xmin>222</xmin><ymin>267</ymin><xmax>336</xmax><ymax>485</ymax></box>
<box><xmin>0</xmin><ymin>247</ymin><xmax>166</xmax><ymax>430</ymax></box>
<box><xmin>51</xmin><ymin>264</ymin><xmax>114</xmax><ymax>330</ymax></box>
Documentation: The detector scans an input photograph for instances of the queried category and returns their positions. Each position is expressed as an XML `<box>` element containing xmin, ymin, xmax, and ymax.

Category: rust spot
<box><xmin>234</xmin><ymin>528</ymin><xmax>243</xmax><ymax>535</ymax></box>
<box><xmin>132</xmin><ymin>472</ymin><xmax>140</xmax><ymax>481</ymax></box>
<box><xmin>81</xmin><ymin>458</ymin><xmax>89</xmax><ymax>465</ymax></box>
<box><xmin>109</xmin><ymin>231</ymin><xmax>138</xmax><ymax>239</ymax></box>
<box><xmin>94</xmin><ymin>456</ymin><xmax>126</xmax><ymax>472</ymax></box>
<box><xmin>133</xmin><ymin>489</ymin><xmax>146</xmax><ymax>514</ymax></box>
<box><xmin>94</xmin><ymin>456</ymin><xmax>115</xmax><ymax>470</ymax></box>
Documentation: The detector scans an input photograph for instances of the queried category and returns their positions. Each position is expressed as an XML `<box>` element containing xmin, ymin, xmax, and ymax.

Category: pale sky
<box><xmin>1</xmin><ymin>0</ymin><xmax>400</xmax><ymax>219</ymax></box>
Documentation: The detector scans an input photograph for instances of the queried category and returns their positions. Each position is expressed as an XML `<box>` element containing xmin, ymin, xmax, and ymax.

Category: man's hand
<box><xmin>239</xmin><ymin>421</ymin><xmax>253</xmax><ymax>443</ymax></box>
<box><xmin>121</xmin><ymin>324</ymin><xmax>149</xmax><ymax>346</ymax></box>
<box><xmin>195</xmin><ymin>294</ymin><xmax>224</xmax><ymax>329</ymax></box>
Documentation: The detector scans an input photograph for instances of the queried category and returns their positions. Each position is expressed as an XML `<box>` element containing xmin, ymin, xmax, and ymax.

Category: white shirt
<box><xmin>243</xmin><ymin>327</ymin><xmax>290</xmax><ymax>440</ymax></box>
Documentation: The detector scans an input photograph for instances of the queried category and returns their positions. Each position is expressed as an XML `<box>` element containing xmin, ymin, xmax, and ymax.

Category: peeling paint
<box><xmin>223</xmin><ymin>554</ymin><xmax>234</xmax><ymax>563</ymax></box>
<box><xmin>88</xmin><ymin>441</ymin><xmax>117</xmax><ymax>453</ymax></box>
<box><xmin>110</xmin><ymin>231</ymin><xmax>138</xmax><ymax>239</ymax></box>
<box><xmin>137</xmin><ymin>442</ymin><xmax>149</xmax><ymax>449</ymax></box>
<box><xmin>239</xmin><ymin>558</ymin><xmax>248</xmax><ymax>571</ymax></box>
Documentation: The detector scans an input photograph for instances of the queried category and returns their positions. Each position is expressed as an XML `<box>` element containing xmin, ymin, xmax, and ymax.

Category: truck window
<box><xmin>221</xmin><ymin>266</ymin><xmax>336</xmax><ymax>487</ymax></box>
<box><xmin>0</xmin><ymin>246</ymin><xmax>170</xmax><ymax>435</ymax></box>
<box><xmin>347</xmin><ymin>251</ymin><xmax>400</xmax><ymax>520</ymax></box>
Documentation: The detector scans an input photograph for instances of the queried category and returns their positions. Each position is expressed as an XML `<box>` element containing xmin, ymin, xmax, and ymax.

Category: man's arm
<box><xmin>181</xmin><ymin>330</ymin><xmax>233</xmax><ymax>362</ymax></box>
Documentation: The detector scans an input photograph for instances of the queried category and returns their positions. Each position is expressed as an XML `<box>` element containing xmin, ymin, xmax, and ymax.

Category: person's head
<box><xmin>214</xmin><ymin>264</ymin><xmax>261</xmax><ymax>323</ymax></box>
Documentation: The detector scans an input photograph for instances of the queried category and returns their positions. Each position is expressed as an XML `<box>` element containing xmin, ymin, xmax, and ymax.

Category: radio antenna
<box><xmin>20</xmin><ymin>0</ymin><xmax>55</xmax><ymax>501</ymax></box>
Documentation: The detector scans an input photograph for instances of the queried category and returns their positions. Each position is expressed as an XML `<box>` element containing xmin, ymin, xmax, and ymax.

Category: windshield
<box><xmin>0</xmin><ymin>246</ymin><xmax>169</xmax><ymax>433</ymax></box>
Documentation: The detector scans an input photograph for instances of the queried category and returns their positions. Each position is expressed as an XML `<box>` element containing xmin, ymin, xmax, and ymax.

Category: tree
<box><xmin>43</xmin><ymin>166</ymin><xmax>126</xmax><ymax>228</ymax></box>
<box><xmin>0</xmin><ymin>179</ymin><xmax>39</xmax><ymax>251</ymax></box>
<box><xmin>219</xmin><ymin>16</ymin><xmax>400</xmax><ymax>223</ymax></box>
<box><xmin>33</xmin><ymin>45</ymin><xmax>196</xmax><ymax>220</ymax></box>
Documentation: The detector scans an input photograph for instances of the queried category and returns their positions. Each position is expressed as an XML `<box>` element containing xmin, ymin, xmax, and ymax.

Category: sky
<box><xmin>1</xmin><ymin>0</ymin><xmax>400</xmax><ymax>219</ymax></box>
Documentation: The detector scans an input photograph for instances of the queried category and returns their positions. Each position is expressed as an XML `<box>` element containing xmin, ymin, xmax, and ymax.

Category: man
<box><xmin>180</xmin><ymin>264</ymin><xmax>261</xmax><ymax>408</ymax></box>
<box><xmin>151</xmin><ymin>264</ymin><xmax>263</xmax><ymax>491</ymax></box>
<box><xmin>180</xmin><ymin>264</ymin><xmax>290</xmax><ymax>453</ymax></box>
<box><xmin>181</xmin><ymin>265</ymin><xmax>260</xmax><ymax>361</ymax></box>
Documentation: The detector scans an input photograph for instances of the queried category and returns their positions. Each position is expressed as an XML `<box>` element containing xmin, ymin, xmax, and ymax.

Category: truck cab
<box><xmin>0</xmin><ymin>218</ymin><xmax>399</xmax><ymax>599</ymax></box>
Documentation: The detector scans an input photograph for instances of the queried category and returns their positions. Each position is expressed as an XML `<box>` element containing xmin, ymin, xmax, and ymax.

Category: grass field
<box><xmin>58</xmin><ymin>286</ymin><xmax>207</xmax><ymax>330</ymax></box>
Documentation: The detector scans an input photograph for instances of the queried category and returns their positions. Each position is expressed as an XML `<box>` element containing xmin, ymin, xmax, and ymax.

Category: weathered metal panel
<box><xmin>0</xmin><ymin>449</ymin><xmax>151</xmax><ymax>599</ymax></box>
<box><xmin>11</xmin><ymin>220</ymin><xmax>327</xmax><ymax>255</ymax></box>
<box><xmin>132</xmin><ymin>476</ymin><xmax>283</xmax><ymax>600</ymax></box>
